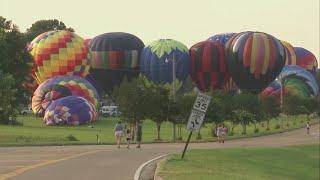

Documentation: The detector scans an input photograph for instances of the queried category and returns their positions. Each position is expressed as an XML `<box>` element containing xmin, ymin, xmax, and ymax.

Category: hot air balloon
<box><xmin>189</xmin><ymin>40</ymin><xmax>229</xmax><ymax>92</ymax></box>
<box><xmin>89</xmin><ymin>32</ymin><xmax>144</xmax><ymax>93</ymax></box>
<box><xmin>208</xmin><ymin>33</ymin><xmax>237</xmax><ymax>45</ymax></box>
<box><xmin>140</xmin><ymin>39</ymin><xmax>190</xmax><ymax>84</ymax></box>
<box><xmin>32</xmin><ymin>75</ymin><xmax>99</xmax><ymax>115</ymax></box>
<box><xmin>294</xmin><ymin>47</ymin><xmax>318</xmax><ymax>76</ymax></box>
<box><xmin>281</xmin><ymin>41</ymin><xmax>296</xmax><ymax>65</ymax></box>
<box><xmin>225</xmin><ymin>31</ymin><xmax>286</xmax><ymax>93</ymax></box>
<box><xmin>261</xmin><ymin>65</ymin><xmax>319</xmax><ymax>98</ymax></box>
<box><xmin>260</xmin><ymin>81</ymin><xmax>281</xmax><ymax>96</ymax></box>
<box><xmin>44</xmin><ymin>96</ymin><xmax>97</xmax><ymax>126</ymax></box>
<box><xmin>28</xmin><ymin>30</ymin><xmax>90</xmax><ymax>83</ymax></box>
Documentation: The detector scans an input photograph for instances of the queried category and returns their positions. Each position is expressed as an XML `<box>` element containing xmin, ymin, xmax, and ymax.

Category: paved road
<box><xmin>0</xmin><ymin>124</ymin><xmax>319</xmax><ymax>180</ymax></box>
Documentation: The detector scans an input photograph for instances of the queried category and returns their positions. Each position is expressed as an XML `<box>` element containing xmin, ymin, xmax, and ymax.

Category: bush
<box><xmin>275</xmin><ymin>124</ymin><xmax>281</xmax><ymax>129</ymax></box>
<box><xmin>66</xmin><ymin>135</ymin><xmax>78</xmax><ymax>141</ymax></box>
<box><xmin>254</xmin><ymin>128</ymin><xmax>259</xmax><ymax>133</ymax></box>
<box><xmin>228</xmin><ymin>131</ymin><xmax>234</xmax><ymax>136</ymax></box>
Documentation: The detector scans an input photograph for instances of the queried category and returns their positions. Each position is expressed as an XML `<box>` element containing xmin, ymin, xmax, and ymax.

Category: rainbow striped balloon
<box><xmin>28</xmin><ymin>30</ymin><xmax>90</xmax><ymax>83</ymax></box>
<box><xmin>32</xmin><ymin>75</ymin><xmax>99</xmax><ymax>115</ymax></box>
<box><xmin>225</xmin><ymin>31</ymin><xmax>286</xmax><ymax>92</ymax></box>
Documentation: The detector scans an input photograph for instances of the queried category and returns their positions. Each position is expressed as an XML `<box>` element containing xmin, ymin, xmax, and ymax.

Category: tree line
<box><xmin>112</xmin><ymin>75</ymin><xmax>320</xmax><ymax>141</ymax></box>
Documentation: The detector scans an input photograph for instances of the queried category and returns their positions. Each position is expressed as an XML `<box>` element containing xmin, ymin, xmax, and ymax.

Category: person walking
<box><xmin>114</xmin><ymin>121</ymin><xmax>124</xmax><ymax>148</ymax></box>
<box><xmin>126</xmin><ymin>128</ymin><xmax>132</xmax><ymax>149</ymax></box>
<box><xmin>216</xmin><ymin>124</ymin><xmax>222</xmax><ymax>143</ymax></box>
<box><xmin>306</xmin><ymin>122</ymin><xmax>310</xmax><ymax>135</ymax></box>
<box><xmin>136</xmin><ymin>120</ymin><xmax>142</xmax><ymax>148</ymax></box>
<box><xmin>221</xmin><ymin>124</ymin><xmax>228</xmax><ymax>143</ymax></box>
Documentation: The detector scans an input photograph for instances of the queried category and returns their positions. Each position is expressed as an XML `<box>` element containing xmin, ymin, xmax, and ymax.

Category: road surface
<box><xmin>0</xmin><ymin>124</ymin><xmax>319</xmax><ymax>180</ymax></box>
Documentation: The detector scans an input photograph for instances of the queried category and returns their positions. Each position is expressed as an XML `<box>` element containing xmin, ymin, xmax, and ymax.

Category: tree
<box><xmin>231</xmin><ymin>110</ymin><xmax>255</xmax><ymax>135</ymax></box>
<box><xmin>25</xmin><ymin>19</ymin><xmax>74</xmax><ymax>41</ymax></box>
<box><xmin>0</xmin><ymin>16</ymin><xmax>32</xmax><ymax>123</ymax></box>
<box><xmin>206</xmin><ymin>91</ymin><xmax>233</xmax><ymax>137</ymax></box>
<box><xmin>0</xmin><ymin>72</ymin><xmax>17</xmax><ymax>123</ymax></box>
<box><xmin>260</xmin><ymin>96</ymin><xmax>281</xmax><ymax>130</ymax></box>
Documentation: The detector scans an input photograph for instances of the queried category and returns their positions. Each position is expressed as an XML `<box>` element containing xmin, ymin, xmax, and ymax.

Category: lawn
<box><xmin>158</xmin><ymin>144</ymin><xmax>320</xmax><ymax>180</ymax></box>
<box><xmin>0</xmin><ymin>115</ymin><xmax>318</xmax><ymax>146</ymax></box>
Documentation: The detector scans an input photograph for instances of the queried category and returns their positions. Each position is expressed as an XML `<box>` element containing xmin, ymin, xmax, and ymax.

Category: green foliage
<box><xmin>66</xmin><ymin>135</ymin><xmax>79</xmax><ymax>141</ymax></box>
<box><xmin>1</xmin><ymin>17</ymin><xmax>32</xmax><ymax>122</ymax></box>
<box><xmin>275</xmin><ymin>124</ymin><xmax>281</xmax><ymax>129</ymax></box>
<box><xmin>26</xmin><ymin>19</ymin><xmax>74</xmax><ymax>41</ymax></box>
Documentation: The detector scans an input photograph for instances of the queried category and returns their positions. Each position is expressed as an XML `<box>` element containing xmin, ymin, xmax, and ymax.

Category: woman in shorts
<box><xmin>114</xmin><ymin>121</ymin><xmax>124</xmax><ymax>148</ymax></box>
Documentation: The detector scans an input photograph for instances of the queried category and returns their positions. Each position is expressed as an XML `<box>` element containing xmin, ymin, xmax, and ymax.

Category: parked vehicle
<box><xmin>99</xmin><ymin>106</ymin><xmax>121</xmax><ymax>116</ymax></box>
<box><xmin>21</xmin><ymin>106</ymin><xmax>33</xmax><ymax>115</ymax></box>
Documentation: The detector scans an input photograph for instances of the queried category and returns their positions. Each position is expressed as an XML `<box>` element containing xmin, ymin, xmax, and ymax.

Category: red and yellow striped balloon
<box><xmin>281</xmin><ymin>41</ymin><xmax>296</xmax><ymax>65</ymax></box>
<box><xmin>225</xmin><ymin>32</ymin><xmax>286</xmax><ymax>92</ymax></box>
<box><xmin>28</xmin><ymin>30</ymin><xmax>90</xmax><ymax>83</ymax></box>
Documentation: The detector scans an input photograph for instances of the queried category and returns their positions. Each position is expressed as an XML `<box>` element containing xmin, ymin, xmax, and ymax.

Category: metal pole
<box><xmin>181</xmin><ymin>131</ymin><xmax>193</xmax><ymax>159</ymax></box>
<box><xmin>172</xmin><ymin>55</ymin><xmax>176</xmax><ymax>142</ymax></box>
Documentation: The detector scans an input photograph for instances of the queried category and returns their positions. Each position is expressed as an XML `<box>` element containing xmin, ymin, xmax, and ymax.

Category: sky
<box><xmin>1</xmin><ymin>0</ymin><xmax>319</xmax><ymax>60</ymax></box>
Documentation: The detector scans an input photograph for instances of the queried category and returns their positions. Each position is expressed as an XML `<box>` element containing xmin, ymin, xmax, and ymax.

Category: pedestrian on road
<box><xmin>136</xmin><ymin>120</ymin><xmax>142</xmax><ymax>148</ymax></box>
<box><xmin>114</xmin><ymin>121</ymin><xmax>124</xmax><ymax>148</ymax></box>
<box><xmin>216</xmin><ymin>124</ymin><xmax>222</xmax><ymax>143</ymax></box>
<box><xmin>306</xmin><ymin>122</ymin><xmax>310</xmax><ymax>135</ymax></box>
<box><xmin>126</xmin><ymin>128</ymin><xmax>132</xmax><ymax>149</ymax></box>
<box><xmin>221</xmin><ymin>124</ymin><xmax>228</xmax><ymax>143</ymax></box>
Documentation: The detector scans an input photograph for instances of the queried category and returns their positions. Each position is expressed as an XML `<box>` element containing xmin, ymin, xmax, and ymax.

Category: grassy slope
<box><xmin>158</xmin><ymin>144</ymin><xmax>320</xmax><ymax>180</ymax></box>
<box><xmin>0</xmin><ymin>115</ymin><xmax>318</xmax><ymax>146</ymax></box>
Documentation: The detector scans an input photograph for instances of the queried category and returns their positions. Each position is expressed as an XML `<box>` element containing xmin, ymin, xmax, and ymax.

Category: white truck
<box><xmin>99</xmin><ymin>106</ymin><xmax>121</xmax><ymax>117</ymax></box>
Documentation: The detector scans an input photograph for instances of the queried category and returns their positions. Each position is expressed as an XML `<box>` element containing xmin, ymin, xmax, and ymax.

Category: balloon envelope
<box><xmin>189</xmin><ymin>40</ymin><xmax>229</xmax><ymax>92</ymax></box>
<box><xmin>294</xmin><ymin>47</ymin><xmax>318</xmax><ymax>76</ymax></box>
<box><xmin>89</xmin><ymin>32</ymin><xmax>144</xmax><ymax>93</ymax></box>
<box><xmin>208</xmin><ymin>33</ymin><xmax>237</xmax><ymax>45</ymax></box>
<box><xmin>28</xmin><ymin>30</ymin><xmax>90</xmax><ymax>83</ymax></box>
<box><xmin>140</xmin><ymin>39</ymin><xmax>190</xmax><ymax>84</ymax></box>
<box><xmin>44</xmin><ymin>96</ymin><xmax>97</xmax><ymax>126</ymax></box>
<box><xmin>281</xmin><ymin>41</ymin><xmax>297</xmax><ymax>65</ymax></box>
<box><xmin>32</xmin><ymin>75</ymin><xmax>100</xmax><ymax>115</ymax></box>
<box><xmin>225</xmin><ymin>31</ymin><xmax>286</xmax><ymax>93</ymax></box>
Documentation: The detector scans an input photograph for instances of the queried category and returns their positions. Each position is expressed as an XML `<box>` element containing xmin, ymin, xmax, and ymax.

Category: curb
<box><xmin>134</xmin><ymin>154</ymin><xmax>169</xmax><ymax>180</ymax></box>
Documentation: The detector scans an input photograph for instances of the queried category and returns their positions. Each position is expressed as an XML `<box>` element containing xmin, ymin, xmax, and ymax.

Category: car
<box><xmin>99</xmin><ymin>106</ymin><xmax>121</xmax><ymax>117</ymax></box>
<box><xmin>21</xmin><ymin>106</ymin><xmax>33</xmax><ymax>115</ymax></box>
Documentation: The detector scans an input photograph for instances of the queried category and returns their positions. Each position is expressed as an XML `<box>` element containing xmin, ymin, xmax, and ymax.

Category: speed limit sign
<box><xmin>193</xmin><ymin>92</ymin><xmax>211</xmax><ymax>113</ymax></box>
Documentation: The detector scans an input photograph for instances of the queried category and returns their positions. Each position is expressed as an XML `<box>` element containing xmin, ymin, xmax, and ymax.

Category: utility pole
<box><xmin>172</xmin><ymin>55</ymin><xmax>176</xmax><ymax>142</ymax></box>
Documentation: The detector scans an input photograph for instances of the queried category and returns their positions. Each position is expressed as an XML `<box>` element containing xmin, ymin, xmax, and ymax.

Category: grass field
<box><xmin>158</xmin><ymin>144</ymin><xmax>320</xmax><ymax>180</ymax></box>
<box><xmin>0</xmin><ymin>115</ymin><xmax>318</xmax><ymax>146</ymax></box>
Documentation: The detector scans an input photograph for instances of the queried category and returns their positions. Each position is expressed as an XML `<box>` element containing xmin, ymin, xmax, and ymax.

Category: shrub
<box><xmin>66</xmin><ymin>135</ymin><xmax>78</xmax><ymax>141</ymax></box>
<box><xmin>275</xmin><ymin>124</ymin><xmax>281</xmax><ymax>129</ymax></box>
<box><xmin>228</xmin><ymin>131</ymin><xmax>234</xmax><ymax>136</ymax></box>
<box><xmin>254</xmin><ymin>128</ymin><xmax>259</xmax><ymax>133</ymax></box>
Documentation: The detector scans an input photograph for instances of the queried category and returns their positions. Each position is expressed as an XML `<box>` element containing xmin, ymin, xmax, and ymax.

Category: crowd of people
<box><xmin>114</xmin><ymin>120</ymin><xmax>142</xmax><ymax>149</ymax></box>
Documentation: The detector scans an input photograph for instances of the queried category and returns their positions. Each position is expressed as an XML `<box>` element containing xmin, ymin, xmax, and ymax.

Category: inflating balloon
<box><xmin>261</xmin><ymin>65</ymin><xmax>319</xmax><ymax>98</ymax></box>
<box><xmin>294</xmin><ymin>47</ymin><xmax>318</xmax><ymax>76</ymax></box>
<box><xmin>281</xmin><ymin>41</ymin><xmax>296</xmax><ymax>65</ymax></box>
<box><xmin>140</xmin><ymin>39</ymin><xmax>190</xmax><ymax>84</ymax></box>
<box><xmin>32</xmin><ymin>75</ymin><xmax>99</xmax><ymax>115</ymax></box>
<box><xmin>208</xmin><ymin>33</ymin><xmax>237</xmax><ymax>45</ymax></box>
<box><xmin>225</xmin><ymin>31</ymin><xmax>286</xmax><ymax>93</ymax></box>
<box><xmin>89</xmin><ymin>32</ymin><xmax>144</xmax><ymax>93</ymax></box>
<box><xmin>44</xmin><ymin>96</ymin><xmax>97</xmax><ymax>126</ymax></box>
<box><xmin>28</xmin><ymin>30</ymin><xmax>90</xmax><ymax>83</ymax></box>
<box><xmin>189</xmin><ymin>40</ymin><xmax>229</xmax><ymax>92</ymax></box>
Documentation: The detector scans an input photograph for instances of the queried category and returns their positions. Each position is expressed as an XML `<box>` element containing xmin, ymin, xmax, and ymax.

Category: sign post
<box><xmin>181</xmin><ymin>92</ymin><xmax>211</xmax><ymax>159</ymax></box>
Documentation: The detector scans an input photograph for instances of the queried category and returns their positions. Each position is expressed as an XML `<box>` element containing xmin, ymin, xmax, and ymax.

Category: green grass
<box><xmin>0</xmin><ymin>115</ymin><xmax>318</xmax><ymax>146</ymax></box>
<box><xmin>158</xmin><ymin>144</ymin><xmax>320</xmax><ymax>180</ymax></box>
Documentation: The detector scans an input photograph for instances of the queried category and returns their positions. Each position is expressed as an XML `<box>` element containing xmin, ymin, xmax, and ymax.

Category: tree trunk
<box><xmin>156</xmin><ymin>122</ymin><xmax>161</xmax><ymax>140</ymax></box>
<box><xmin>242</xmin><ymin>123</ymin><xmax>247</xmax><ymax>135</ymax></box>
<box><xmin>197</xmin><ymin>128</ymin><xmax>202</xmax><ymax>140</ymax></box>
<box><xmin>173</xmin><ymin>121</ymin><xmax>176</xmax><ymax>142</ymax></box>
<box><xmin>211</xmin><ymin>122</ymin><xmax>217</xmax><ymax>137</ymax></box>
<box><xmin>266</xmin><ymin>120</ymin><xmax>270</xmax><ymax>131</ymax></box>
